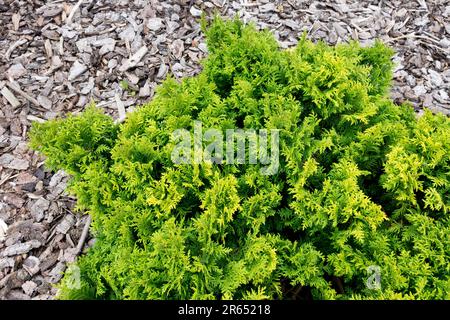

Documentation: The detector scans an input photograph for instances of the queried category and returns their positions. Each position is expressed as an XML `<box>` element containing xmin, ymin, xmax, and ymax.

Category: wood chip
<box><xmin>2</xmin><ymin>240</ymin><xmax>41</xmax><ymax>257</ymax></box>
<box><xmin>66</xmin><ymin>0</ymin><xmax>84</xmax><ymax>25</ymax></box>
<box><xmin>6</xmin><ymin>81</ymin><xmax>40</xmax><ymax>107</ymax></box>
<box><xmin>12</xmin><ymin>13</ymin><xmax>20</xmax><ymax>31</ymax></box>
<box><xmin>0</xmin><ymin>153</ymin><xmax>29</xmax><ymax>170</ymax></box>
<box><xmin>55</xmin><ymin>215</ymin><xmax>75</xmax><ymax>235</ymax></box>
<box><xmin>37</xmin><ymin>95</ymin><xmax>53</xmax><ymax>110</ymax></box>
<box><xmin>1</xmin><ymin>86</ymin><xmax>20</xmax><ymax>108</ymax></box>
<box><xmin>26</xmin><ymin>115</ymin><xmax>46</xmax><ymax>123</ymax></box>
<box><xmin>7</xmin><ymin>63</ymin><xmax>27</xmax><ymax>79</ymax></box>
<box><xmin>22</xmin><ymin>256</ymin><xmax>40</xmax><ymax>276</ymax></box>
<box><xmin>170</xmin><ymin>39</ymin><xmax>184</xmax><ymax>60</ymax></box>
<box><xmin>0</xmin><ymin>218</ymin><xmax>7</xmax><ymax>242</ymax></box>
<box><xmin>4</xmin><ymin>39</ymin><xmax>28</xmax><ymax>60</ymax></box>
<box><xmin>114</xmin><ymin>93</ymin><xmax>127</xmax><ymax>123</ymax></box>
<box><xmin>68</xmin><ymin>60</ymin><xmax>88</xmax><ymax>81</ymax></box>
<box><xmin>118</xmin><ymin>46</ymin><xmax>148</xmax><ymax>72</ymax></box>
<box><xmin>44</xmin><ymin>39</ymin><xmax>53</xmax><ymax>58</ymax></box>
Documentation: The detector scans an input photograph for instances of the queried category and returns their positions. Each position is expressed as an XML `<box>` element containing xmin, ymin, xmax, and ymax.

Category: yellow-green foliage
<box><xmin>29</xmin><ymin>17</ymin><xmax>450</xmax><ymax>300</ymax></box>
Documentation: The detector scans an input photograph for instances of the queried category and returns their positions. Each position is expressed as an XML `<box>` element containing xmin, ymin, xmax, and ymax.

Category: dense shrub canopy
<box><xmin>29</xmin><ymin>17</ymin><xmax>450</xmax><ymax>300</ymax></box>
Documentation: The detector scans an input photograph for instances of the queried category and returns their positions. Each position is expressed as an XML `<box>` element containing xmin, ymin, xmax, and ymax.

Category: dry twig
<box><xmin>76</xmin><ymin>215</ymin><xmax>91</xmax><ymax>255</ymax></box>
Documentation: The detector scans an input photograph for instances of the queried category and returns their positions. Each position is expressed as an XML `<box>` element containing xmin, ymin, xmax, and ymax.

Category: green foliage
<box><xmin>120</xmin><ymin>79</ymin><xmax>137</xmax><ymax>96</ymax></box>
<box><xmin>29</xmin><ymin>17</ymin><xmax>450</xmax><ymax>300</ymax></box>
<box><xmin>119</xmin><ymin>79</ymin><xmax>129</xmax><ymax>91</ymax></box>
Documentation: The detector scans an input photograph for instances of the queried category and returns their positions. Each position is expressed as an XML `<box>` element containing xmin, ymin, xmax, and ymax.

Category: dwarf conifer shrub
<box><xmin>29</xmin><ymin>17</ymin><xmax>450</xmax><ymax>300</ymax></box>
